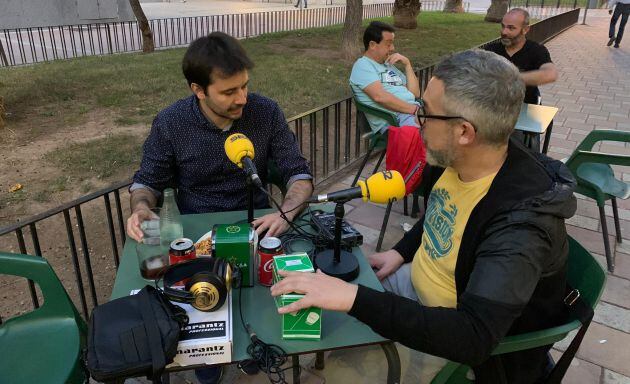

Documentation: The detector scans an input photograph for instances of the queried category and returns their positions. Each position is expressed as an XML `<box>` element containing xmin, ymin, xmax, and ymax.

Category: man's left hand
<box><xmin>270</xmin><ymin>270</ymin><xmax>358</xmax><ymax>313</ymax></box>
<box><xmin>386</xmin><ymin>53</ymin><xmax>411</xmax><ymax>67</ymax></box>
<box><xmin>252</xmin><ymin>212</ymin><xmax>291</xmax><ymax>237</ymax></box>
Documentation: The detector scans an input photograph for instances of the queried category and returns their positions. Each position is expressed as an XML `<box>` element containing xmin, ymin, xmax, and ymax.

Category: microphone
<box><xmin>224</xmin><ymin>133</ymin><xmax>263</xmax><ymax>187</ymax></box>
<box><xmin>308</xmin><ymin>170</ymin><xmax>406</xmax><ymax>204</ymax></box>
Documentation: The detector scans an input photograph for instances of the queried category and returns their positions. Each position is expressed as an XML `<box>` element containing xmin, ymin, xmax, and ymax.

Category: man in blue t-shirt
<box><xmin>350</xmin><ymin>21</ymin><xmax>421</xmax><ymax>133</ymax></box>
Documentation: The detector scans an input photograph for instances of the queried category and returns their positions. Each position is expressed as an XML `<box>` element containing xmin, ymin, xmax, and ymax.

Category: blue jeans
<box><xmin>609</xmin><ymin>3</ymin><xmax>630</xmax><ymax>45</ymax></box>
<box><xmin>195</xmin><ymin>366</ymin><xmax>221</xmax><ymax>384</ymax></box>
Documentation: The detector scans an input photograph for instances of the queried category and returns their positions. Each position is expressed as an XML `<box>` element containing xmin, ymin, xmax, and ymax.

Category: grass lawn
<box><xmin>0</xmin><ymin>12</ymin><xmax>499</xmax><ymax>138</ymax></box>
<box><xmin>0</xmin><ymin>12</ymin><xmax>500</xmax><ymax>217</ymax></box>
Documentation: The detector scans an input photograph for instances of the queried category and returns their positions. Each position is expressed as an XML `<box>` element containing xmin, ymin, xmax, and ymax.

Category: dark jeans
<box><xmin>609</xmin><ymin>3</ymin><xmax>630</xmax><ymax>45</ymax></box>
<box><xmin>195</xmin><ymin>366</ymin><xmax>221</xmax><ymax>384</ymax></box>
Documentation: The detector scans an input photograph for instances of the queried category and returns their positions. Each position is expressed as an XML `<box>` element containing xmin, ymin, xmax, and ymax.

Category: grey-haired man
<box><xmin>272</xmin><ymin>50</ymin><xmax>576</xmax><ymax>383</ymax></box>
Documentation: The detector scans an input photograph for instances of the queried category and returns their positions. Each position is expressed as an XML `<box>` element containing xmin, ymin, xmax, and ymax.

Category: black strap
<box><xmin>139</xmin><ymin>288</ymin><xmax>167</xmax><ymax>384</ymax></box>
<box><xmin>545</xmin><ymin>286</ymin><xmax>594</xmax><ymax>383</ymax></box>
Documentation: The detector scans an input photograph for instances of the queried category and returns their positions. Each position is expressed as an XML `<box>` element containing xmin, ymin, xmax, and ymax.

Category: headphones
<box><xmin>162</xmin><ymin>257</ymin><xmax>240</xmax><ymax>312</ymax></box>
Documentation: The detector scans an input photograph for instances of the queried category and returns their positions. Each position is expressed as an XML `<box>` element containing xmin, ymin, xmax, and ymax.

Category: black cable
<box><xmin>256</xmin><ymin>185</ymin><xmax>317</xmax><ymax>239</ymax></box>
<box><xmin>238</xmin><ymin>283</ymin><xmax>291</xmax><ymax>384</ymax></box>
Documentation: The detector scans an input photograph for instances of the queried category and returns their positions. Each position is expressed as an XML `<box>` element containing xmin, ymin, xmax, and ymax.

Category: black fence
<box><xmin>0</xmin><ymin>8</ymin><xmax>580</xmax><ymax>323</ymax></box>
<box><xmin>0</xmin><ymin>1</ymin><xmax>473</xmax><ymax>67</ymax></box>
<box><xmin>508</xmin><ymin>0</ymin><xmax>588</xmax><ymax>8</ymax></box>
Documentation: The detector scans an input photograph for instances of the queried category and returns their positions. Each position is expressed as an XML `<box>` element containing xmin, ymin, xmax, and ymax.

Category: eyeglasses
<box><xmin>416</xmin><ymin>99</ymin><xmax>468</xmax><ymax>128</ymax></box>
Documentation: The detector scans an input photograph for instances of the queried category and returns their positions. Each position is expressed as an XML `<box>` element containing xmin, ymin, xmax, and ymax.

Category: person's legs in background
<box><xmin>609</xmin><ymin>4</ymin><xmax>622</xmax><ymax>45</ymax></box>
<box><xmin>195</xmin><ymin>366</ymin><xmax>223</xmax><ymax>384</ymax></box>
<box><xmin>396</xmin><ymin>113</ymin><xmax>420</xmax><ymax>128</ymax></box>
<box><xmin>614</xmin><ymin>5</ymin><xmax>630</xmax><ymax>47</ymax></box>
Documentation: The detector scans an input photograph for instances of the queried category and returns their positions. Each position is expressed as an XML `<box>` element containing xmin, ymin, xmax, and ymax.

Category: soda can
<box><xmin>169</xmin><ymin>238</ymin><xmax>197</xmax><ymax>265</ymax></box>
<box><xmin>258</xmin><ymin>237</ymin><xmax>284</xmax><ymax>286</ymax></box>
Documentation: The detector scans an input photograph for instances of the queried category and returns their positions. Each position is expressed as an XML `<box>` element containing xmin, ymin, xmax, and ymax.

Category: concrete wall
<box><xmin>1</xmin><ymin>0</ymin><xmax>136</xmax><ymax>29</ymax></box>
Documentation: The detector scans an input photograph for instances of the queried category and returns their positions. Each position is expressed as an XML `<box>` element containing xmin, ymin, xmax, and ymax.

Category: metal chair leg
<box><xmin>371</xmin><ymin>150</ymin><xmax>386</xmax><ymax>174</ymax></box>
<box><xmin>380</xmin><ymin>342</ymin><xmax>401</xmax><ymax>384</ymax></box>
<box><xmin>376</xmin><ymin>202</ymin><xmax>393</xmax><ymax>252</ymax></box>
<box><xmin>314</xmin><ymin>351</ymin><xmax>325</xmax><ymax>370</ymax></box>
<box><xmin>292</xmin><ymin>355</ymin><xmax>301</xmax><ymax>383</ymax></box>
<box><xmin>612</xmin><ymin>197</ymin><xmax>622</xmax><ymax>244</ymax></box>
<box><xmin>542</xmin><ymin>120</ymin><xmax>553</xmax><ymax>154</ymax></box>
<box><xmin>403</xmin><ymin>195</ymin><xmax>408</xmax><ymax>216</ymax></box>
<box><xmin>599</xmin><ymin>205</ymin><xmax>615</xmax><ymax>273</ymax></box>
<box><xmin>411</xmin><ymin>192</ymin><xmax>421</xmax><ymax>218</ymax></box>
<box><xmin>352</xmin><ymin>144</ymin><xmax>375</xmax><ymax>186</ymax></box>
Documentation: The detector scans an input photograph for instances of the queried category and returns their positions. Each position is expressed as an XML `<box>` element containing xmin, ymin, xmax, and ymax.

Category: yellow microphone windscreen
<box><xmin>363</xmin><ymin>170</ymin><xmax>406</xmax><ymax>204</ymax></box>
<box><xmin>225</xmin><ymin>133</ymin><xmax>255</xmax><ymax>168</ymax></box>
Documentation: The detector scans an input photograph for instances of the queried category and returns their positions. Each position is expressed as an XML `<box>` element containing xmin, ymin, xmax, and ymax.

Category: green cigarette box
<box><xmin>272</xmin><ymin>253</ymin><xmax>322</xmax><ymax>340</ymax></box>
<box><xmin>211</xmin><ymin>223</ymin><xmax>255</xmax><ymax>287</ymax></box>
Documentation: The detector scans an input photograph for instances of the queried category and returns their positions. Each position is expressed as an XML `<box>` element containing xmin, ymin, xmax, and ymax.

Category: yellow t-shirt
<box><xmin>411</xmin><ymin>167</ymin><xmax>497</xmax><ymax>308</ymax></box>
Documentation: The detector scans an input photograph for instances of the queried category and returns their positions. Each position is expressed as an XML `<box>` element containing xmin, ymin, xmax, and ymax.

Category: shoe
<box><xmin>614</xmin><ymin>43</ymin><xmax>620</xmax><ymax>48</ymax></box>
<box><xmin>237</xmin><ymin>359</ymin><xmax>260</xmax><ymax>375</ymax></box>
<box><xmin>195</xmin><ymin>366</ymin><xmax>223</xmax><ymax>384</ymax></box>
<box><xmin>607</xmin><ymin>37</ymin><xmax>615</xmax><ymax>46</ymax></box>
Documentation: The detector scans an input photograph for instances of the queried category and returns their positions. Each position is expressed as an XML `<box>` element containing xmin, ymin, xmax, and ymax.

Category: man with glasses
<box><xmin>350</xmin><ymin>21</ymin><xmax>421</xmax><ymax>133</ymax></box>
<box><xmin>272</xmin><ymin>50</ymin><xmax>576</xmax><ymax>383</ymax></box>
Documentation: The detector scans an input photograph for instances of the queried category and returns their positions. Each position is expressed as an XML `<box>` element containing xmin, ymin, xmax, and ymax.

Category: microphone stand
<box><xmin>246</xmin><ymin>177</ymin><xmax>254</xmax><ymax>224</ymax></box>
<box><xmin>315</xmin><ymin>200</ymin><xmax>360</xmax><ymax>282</ymax></box>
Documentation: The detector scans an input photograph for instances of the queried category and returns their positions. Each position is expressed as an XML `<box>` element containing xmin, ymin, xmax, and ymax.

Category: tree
<box><xmin>0</xmin><ymin>96</ymin><xmax>5</xmax><ymax>130</ymax></box>
<box><xmin>129</xmin><ymin>0</ymin><xmax>154</xmax><ymax>53</ymax></box>
<box><xmin>393</xmin><ymin>0</ymin><xmax>421</xmax><ymax>29</ymax></box>
<box><xmin>341</xmin><ymin>0</ymin><xmax>364</xmax><ymax>60</ymax></box>
<box><xmin>443</xmin><ymin>0</ymin><xmax>465</xmax><ymax>13</ymax></box>
<box><xmin>485</xmin><ymin>0</ymin><xmax>509</xmax><ymax>22</ymax></box>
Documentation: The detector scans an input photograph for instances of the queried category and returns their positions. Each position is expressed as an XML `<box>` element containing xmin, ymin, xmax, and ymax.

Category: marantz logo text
<box><xmin>178</xmin><ymin>345</ymin><xmax>225</xmax><ymax>354</ymax></box>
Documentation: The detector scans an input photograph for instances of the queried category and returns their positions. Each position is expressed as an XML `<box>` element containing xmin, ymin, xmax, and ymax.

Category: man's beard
<box><xmin>423</xmin><ymin>137</ymin><xmax>456</xmax><ymax>168</ymax></box>
<box><xmin>500</xmin><ymin>36</ymin><xmax>515</xmax><ymax>46</ymax></box>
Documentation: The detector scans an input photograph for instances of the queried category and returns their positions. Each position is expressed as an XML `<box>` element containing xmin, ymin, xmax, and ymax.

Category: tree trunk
<box><xmin>443</xmin><ymin>0</ymin><xmax>465</xmax><ymax>13</ymax></box>
<box><xmin>393</xmin><ymin>0</ymin><xmax>421</xmax><ymax>29</ymax></box>
<box><xmin>341</xmin><ymin>0</ymin><xmax>364</xmax><ymax>61</ymax></box>
<box><xmin>485</xmin><ymin>0</ymin><xmax>509</xmax><ymax>22</ymax></box>
<box><xmin>0</xmin><ymin>96</ymin><xmax>5</xmax><ymax>130</ymax></box>
<box><xmin>129</xmin><ymin>0</ymin><xmax>154</xmax><ymax>53</ymax></box>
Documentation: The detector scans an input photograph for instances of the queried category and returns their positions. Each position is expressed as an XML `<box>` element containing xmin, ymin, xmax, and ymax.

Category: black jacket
<box><xmin>348</xmin><ymin>138</ymin><xmax>577</xmax><ymax>383</ymax></box>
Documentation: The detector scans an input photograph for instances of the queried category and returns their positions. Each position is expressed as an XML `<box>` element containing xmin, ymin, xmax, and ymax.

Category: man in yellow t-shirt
<box><xmin>271</xmin><ymin>49</ymin><xmax>576</xmax><ymax>384</ymax></box>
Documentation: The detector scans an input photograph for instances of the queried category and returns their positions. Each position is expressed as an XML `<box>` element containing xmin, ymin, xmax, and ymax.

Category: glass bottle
<box><xmin>160</xmin><ymin>188</ymin><xmax>183</xmax><ymax>252</ymax></box>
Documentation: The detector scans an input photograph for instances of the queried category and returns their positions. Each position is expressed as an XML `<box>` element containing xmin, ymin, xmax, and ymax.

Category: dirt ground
<box><xmin>0</xmin><ymin>109</ymin><xmax>147</xmax><ymax>319</ymax></box>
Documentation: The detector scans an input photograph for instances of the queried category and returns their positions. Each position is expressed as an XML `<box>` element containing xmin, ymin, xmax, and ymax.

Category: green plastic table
<box><xmin>111</xmin><ymin>209</ymin><xmax>401</xmax><ymax>383</ymax></box>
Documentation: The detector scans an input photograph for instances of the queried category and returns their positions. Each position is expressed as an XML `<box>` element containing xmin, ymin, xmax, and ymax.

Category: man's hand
<box><xmin>126</xmin><ymin>207</ymin><xmax>157</xmax><ymax>243</ymax></box>
<box><xmin>367</xmin><ymin>249</ymin><xmax>405</xmax><ymax>280</ymax></box>
<box><xmin>252</xmin><ymin>211</ymin><xmax>291</xmax><ymax>238</ymax></box>
<box><xmin>270</xmin><ymin>270</ymin><xmax>358</xmax><ymax>313</ymax></box>
<box><xmin>386</xmin><ymin>53</ymin><xmax>412</xmax><ymax>68</ymax></box>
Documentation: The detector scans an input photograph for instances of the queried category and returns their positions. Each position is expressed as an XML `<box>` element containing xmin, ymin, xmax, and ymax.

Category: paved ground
<box><xmin>119</xmin><ymin>8</ymin><xmax>630</xmax><ymax>384</ymax></box>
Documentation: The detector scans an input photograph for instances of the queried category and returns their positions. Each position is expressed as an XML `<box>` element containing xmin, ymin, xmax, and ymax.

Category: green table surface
<box><xmin>111</xmin><ymin>207</ymin><xmax>388</xmax><ymax>362</ymax></box>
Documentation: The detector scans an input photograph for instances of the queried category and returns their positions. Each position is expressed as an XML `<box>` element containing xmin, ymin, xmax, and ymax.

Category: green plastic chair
<box><xmin>0</xmin><ymin>252</ymin><xmax>87</xmax><ymax>384</ymax></box>
<box><xmin>352</xmin><ymin>95</ymin><xmax>428</xmax><ymax>250</ymax></box>
<box><xmin>564</xmin><ymin>129</ymin><xmax>630</xmax><ymax>272</ymax></box>
<box><xmin>430</xmin><ymin>236</ymin><xmax>606</xmax><ymax>384</ymax></box>
<box><xmin>351</xmin><ymin>96</ymin><xmax>397</xmax><ymax>187</ymax></box>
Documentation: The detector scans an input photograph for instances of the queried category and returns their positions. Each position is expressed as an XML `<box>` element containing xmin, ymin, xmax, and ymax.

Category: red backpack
<box><xmin>385</xmin><ymin>126</ymin><xmax>426</xmax><ymax>195</ymax></box>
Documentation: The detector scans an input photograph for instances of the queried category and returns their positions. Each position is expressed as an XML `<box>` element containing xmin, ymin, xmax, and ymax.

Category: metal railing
<box><xmin>0</xmin><ymin>3</ymin><xmax>397</xmax><ymax>67</ymax></box>
<box><xmin>0</xmin><ymin>1</ymin><xmax>472</xmax><ymax>68</ymax></box>
<box><xmin>0</xmin><ymin>8</ymin><xmax>580</xmax><ymax>323</ymax></box>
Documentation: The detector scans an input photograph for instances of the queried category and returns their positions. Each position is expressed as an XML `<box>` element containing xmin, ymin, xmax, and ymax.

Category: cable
<box><xmin>238</xmin><ymin>283</ymin><xmax>292</xmax><ymax>384</ymax></box>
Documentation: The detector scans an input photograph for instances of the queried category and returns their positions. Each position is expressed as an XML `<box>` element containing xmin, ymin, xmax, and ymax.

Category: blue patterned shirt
<box><xmin>132</xmin><ymin>93</ymin><xmax>312</xmax><ymax>214</ymax></box>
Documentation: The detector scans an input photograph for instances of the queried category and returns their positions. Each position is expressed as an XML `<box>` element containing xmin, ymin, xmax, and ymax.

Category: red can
<box><xmin>258</xmin><ymin>237</ymin><xmax>284</xmax><ymax>286</ymax></box>
<box><xmin>169</xmin><ymin>238</ymin><xmax>197</xmax><ymax>265</ymax></box>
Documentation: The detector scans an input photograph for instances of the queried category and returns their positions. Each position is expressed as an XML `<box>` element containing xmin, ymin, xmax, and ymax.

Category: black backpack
<box><xmin>86</xmin><ymin>285</ymin><xmax>188</xmax><ymax>383</ymax></box>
